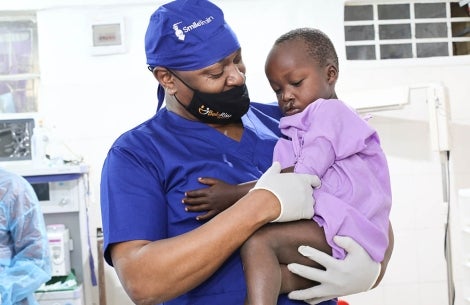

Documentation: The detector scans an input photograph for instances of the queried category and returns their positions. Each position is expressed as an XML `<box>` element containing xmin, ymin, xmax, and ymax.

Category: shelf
<box><xmin>2</xmin><ymin>162</ymin><xmax>89</xmax><ymax>177</ymax></box>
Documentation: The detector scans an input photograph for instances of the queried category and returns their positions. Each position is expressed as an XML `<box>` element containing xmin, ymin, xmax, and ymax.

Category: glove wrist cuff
<box><xmin>250</xmin><ymin>187</ymin><xmax>283</xmax><ymax>222</ymax></box>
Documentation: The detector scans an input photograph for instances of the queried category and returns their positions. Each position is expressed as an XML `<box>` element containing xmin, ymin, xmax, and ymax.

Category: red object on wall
<box><xmin>337</xmin><ymin>300</ymin><xmax>350</xmax><ymax>305</ymax></box>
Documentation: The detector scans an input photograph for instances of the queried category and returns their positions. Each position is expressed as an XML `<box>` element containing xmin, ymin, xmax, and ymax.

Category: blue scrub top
<box><xmin>100</xmin><ymin>103</ymin><xmax>336</xmax><ymax>305</ymax></box>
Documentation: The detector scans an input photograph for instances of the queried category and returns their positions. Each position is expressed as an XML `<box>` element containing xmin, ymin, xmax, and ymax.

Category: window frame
<box><xmin>0</xmin><ymin>11</ymin><xmax>39</xmax><ymax>113</ymax></box>
<box><xmin>343</xmin><ymin>0</ymin><xmax>470</xmax><ymax>64</ymax></box>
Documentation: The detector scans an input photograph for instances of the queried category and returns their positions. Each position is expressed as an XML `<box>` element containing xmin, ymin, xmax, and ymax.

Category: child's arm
<box><xmin>183</xmin><ymin>166</ymin><xmax>294</xmax><ymax>220</ymax></box>
<box><xmin>183</xmin><ymin>178</ymin><xmax>256</xmax><ymax>220</ymax></box>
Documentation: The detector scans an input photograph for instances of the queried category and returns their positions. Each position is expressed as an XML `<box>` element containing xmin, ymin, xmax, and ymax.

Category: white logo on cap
<box><xmin>173</xmin><ymin>16</ymin><xmax>215</xmax><ymax>41</ymax></box>
<box><xmin>173</xmin><ymin>22</ymin><xmax>185</xmax><ymax>41</ymax></box>
<box><xmin>182</xmin><ymin>16</ymin><xmax>214</xmax><ymax>33</ymax></box>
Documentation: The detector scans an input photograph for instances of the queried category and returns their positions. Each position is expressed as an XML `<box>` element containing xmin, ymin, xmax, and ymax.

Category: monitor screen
<box><xmin>0</xmin><ymin>118</ymin><xmax>34</xmax><ymax>161</ymax></box>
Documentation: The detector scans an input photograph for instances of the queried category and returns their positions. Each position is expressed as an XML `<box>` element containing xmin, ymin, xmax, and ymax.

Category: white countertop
<box><xmin>0</xmin><ymin>161</ymin><xmax>89</xmax><ymax>176</ymax></box>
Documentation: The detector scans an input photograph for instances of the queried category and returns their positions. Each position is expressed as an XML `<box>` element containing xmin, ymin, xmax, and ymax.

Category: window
<box><xmin>344</xmin><ymin>1</ymin><xmax>470</xmax><ymax>60</ymax></box>
<box><xmin>0</xmin><ymin>12</ymin><xmax>38</xmax><ymax>113</ymax></box>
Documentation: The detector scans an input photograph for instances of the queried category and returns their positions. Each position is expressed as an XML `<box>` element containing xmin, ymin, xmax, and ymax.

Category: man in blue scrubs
<box><xmin>100</xmin><ymin>1</ymin><xmax>393</xmax><ymax>304</ymax></box>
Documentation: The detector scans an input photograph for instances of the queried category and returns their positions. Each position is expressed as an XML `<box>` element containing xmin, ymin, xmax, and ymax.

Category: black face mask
<box><xmin>171</xmin><ymin>72</ymin><xmax>250</xmax><ymax>124</ymax></box>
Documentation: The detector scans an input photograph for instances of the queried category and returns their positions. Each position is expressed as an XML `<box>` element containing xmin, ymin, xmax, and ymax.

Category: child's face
<box><xmin>265</xmin><ymin>39</ymin><xmax>336</xmax><ymax>116</ymax></box>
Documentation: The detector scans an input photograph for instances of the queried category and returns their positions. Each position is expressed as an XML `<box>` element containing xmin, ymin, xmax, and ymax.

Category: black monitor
<box><xmin>0</xmin><ymin>118</ymin><xmax>35</xmax><ymax>162</ymax></box>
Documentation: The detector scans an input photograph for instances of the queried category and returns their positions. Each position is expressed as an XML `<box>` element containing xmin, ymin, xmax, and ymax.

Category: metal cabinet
<box><xmin>18</xmin><ymin>165</ymin><xmax>94</xmax><ymax>305</ymax></box>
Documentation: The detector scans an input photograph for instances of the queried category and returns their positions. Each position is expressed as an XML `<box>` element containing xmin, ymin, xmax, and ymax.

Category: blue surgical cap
<box><xmin>145</xmin><ymin>0</ymin><xmax>241</xmax><ymax>110</ymax></box>
<box><xmin>145</xmin><ymin>0</ymin><xmax>240</xmax><ymax>71</ymax></box>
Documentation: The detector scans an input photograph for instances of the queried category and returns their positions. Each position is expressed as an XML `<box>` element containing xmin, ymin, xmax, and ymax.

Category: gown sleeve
<box><xmin>294</xmin><ymin>99</ymin><xmax>377</xmax><ymax>177</ymax></box>
<box><xmin>0</xmin><ymin>176</ymin><xmax>51</xmax><ymax>305</ymax></box>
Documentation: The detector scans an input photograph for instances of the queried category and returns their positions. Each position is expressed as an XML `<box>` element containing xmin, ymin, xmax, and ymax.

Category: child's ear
<box><xmin>327</xmin><ymin>64</ymin><xmax>339</xmax><ymax>84</ymax></box>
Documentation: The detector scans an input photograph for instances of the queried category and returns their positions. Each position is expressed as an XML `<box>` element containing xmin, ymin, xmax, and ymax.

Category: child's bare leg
<box><xmin>240</xmin><ymin>220</ymin><xmax>331</xmax><ymax>305</ymax></box>
<box><xmin>241</xmin><ymin>223</ymin><xmax>282</xmax><ymax>305</ymax></box>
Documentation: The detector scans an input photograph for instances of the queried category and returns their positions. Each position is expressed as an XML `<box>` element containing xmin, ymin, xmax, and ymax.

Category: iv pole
<box><xmin>425</xmin><ymin>83</ymin><xmax>454</xmax><ymax>305</ymax></box>
<box><xmin>354</xmin><ymin>82</ymin><xmax>454</xmax><ymax>304</ymax></box>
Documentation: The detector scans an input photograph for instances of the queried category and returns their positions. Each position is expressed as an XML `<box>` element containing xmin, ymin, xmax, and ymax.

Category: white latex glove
<box><xmin>251</xmin><ymin>162</ymin><xmax>320</xmax><ymax>222</ymax></box>
<box><xmin>287</xmin><ymin>235</ymin><xmax>381</xmax><ymax>304</ymax></box>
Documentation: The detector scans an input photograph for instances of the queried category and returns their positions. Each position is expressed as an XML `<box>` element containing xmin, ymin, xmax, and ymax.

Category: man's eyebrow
<box><xmin>199</xmin><ymin>48</ymin><xmax>242</xmax><ymax>73</ymax></box>
<box><xmin>200</xmin><ymin>62</ymin><xmax>223</xmax><ymax>73</ymax></box>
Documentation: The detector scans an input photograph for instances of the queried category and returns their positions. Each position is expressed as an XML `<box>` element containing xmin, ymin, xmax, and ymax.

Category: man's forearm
<box><xmin>111</xmin><ymin>189</ymin><xmax>279</xmax><ymax>305</ymax></box>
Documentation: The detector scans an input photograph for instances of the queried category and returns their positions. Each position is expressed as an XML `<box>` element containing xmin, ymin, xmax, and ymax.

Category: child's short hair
<box><xmin>275</xmin><ymin>28</ymin><xmax>338</xmax><ymax>69</ymax></box>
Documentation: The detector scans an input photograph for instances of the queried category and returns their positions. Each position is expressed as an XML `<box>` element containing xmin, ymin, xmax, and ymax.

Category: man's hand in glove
<box><xmin>251</xmin><ymin>162</ymin><xmax>321</xmax><ymax>222</ymax></box>
<box><xmin>287</xmin><ymin>235</ymin><xmax>381</xmax><ymax>305</ymax></box>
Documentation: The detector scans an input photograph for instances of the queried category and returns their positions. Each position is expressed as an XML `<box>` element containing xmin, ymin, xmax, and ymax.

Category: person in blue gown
<box><xmin>0</xmin><ymin>168</ymin><xmax>51</xmax><ymax>305</ymax></box>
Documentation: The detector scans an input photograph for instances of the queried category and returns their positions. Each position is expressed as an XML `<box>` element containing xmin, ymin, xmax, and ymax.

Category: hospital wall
<box><xmin>2</xmin><ymin>0</ymin><xmax>469</xmax><ymax>305</ymax></box>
